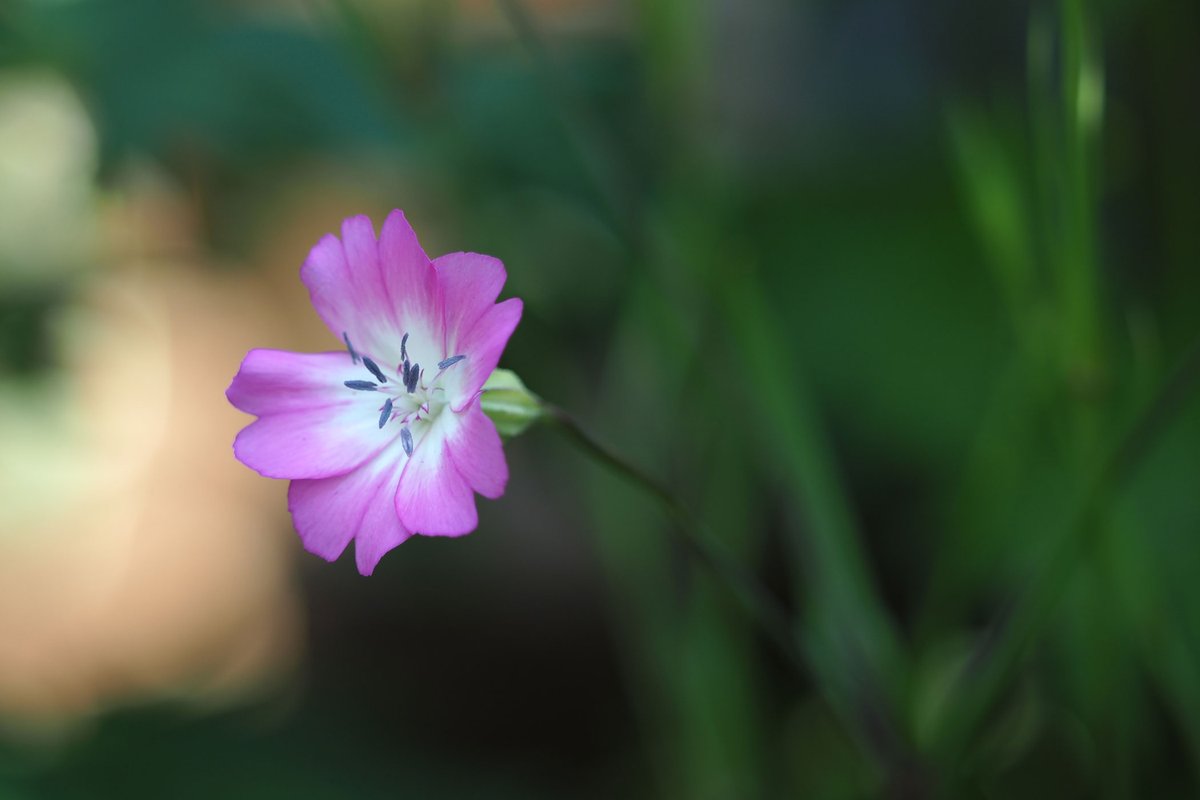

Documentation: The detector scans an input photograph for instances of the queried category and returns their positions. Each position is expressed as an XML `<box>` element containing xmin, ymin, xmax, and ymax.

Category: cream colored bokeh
<box><xmin>0</xmin><ymin>71</ymin><xmax>97</xmax><ymax>286</ymax></box>
<box><xmin>0</xmin><ymin>262</ymin><xmax>307</xmax><ymax>732</ymax></box>
<box><xmin>0</xmin><ymin>111</ymin><xmax>308</xmax><ymax>732</ymax></box>
<box><xmin>0</xmin><ymin>63</ymin><xmax>450</xmax><ymax>738</ymax></box>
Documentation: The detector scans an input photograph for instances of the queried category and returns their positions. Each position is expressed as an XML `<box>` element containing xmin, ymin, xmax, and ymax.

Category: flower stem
<box><xmin>540</xmin><ymin>402</ymin><xmax>807</xmax><ymax>676</ymax></box>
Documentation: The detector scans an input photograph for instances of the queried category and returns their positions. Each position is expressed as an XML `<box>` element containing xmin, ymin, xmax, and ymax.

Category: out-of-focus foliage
<box><xmin>0</xmin><ymin>0</ymin><xmax>1198</xmax><ymax>797</ymax></box>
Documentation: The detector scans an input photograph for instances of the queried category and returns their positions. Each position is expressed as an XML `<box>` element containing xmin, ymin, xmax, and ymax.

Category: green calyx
<box><xmin>480</xmin><ymin>369</ymin><xmax>543</xmax><ymax>438</ymax></box>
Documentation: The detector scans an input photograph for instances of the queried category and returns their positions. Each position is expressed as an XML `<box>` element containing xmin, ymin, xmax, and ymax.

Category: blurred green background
<box><xmin>1</xmin><ymin>0</ymin><xmax>1198</xmax><ymax>797</ymax></box>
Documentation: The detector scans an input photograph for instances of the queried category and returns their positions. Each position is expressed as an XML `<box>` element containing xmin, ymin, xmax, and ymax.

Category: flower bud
<box><xmin>480</xmin><ymin>369</ymin><xmax>542</xmax><ymax>438</ymax></box>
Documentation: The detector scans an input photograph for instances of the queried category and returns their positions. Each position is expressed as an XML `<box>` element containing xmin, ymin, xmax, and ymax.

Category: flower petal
<box><xmin>287</xmin><ymin>435</ymin><xmax>413</xmax><ymax>575</ymax></box>
<box><xmin>434</xmin><ymin>251</ymin><xmax>506</xmax><ymax>355</ymax></box>
<box><xmin>300</xmin><ymin>218</ymin><xmax>392</xmax><ymax>361</ymax></box>
<box><xmin>395</xmin><ymin>416</ymin><xmax>478</xmax><ymax>536</ymax></box>
<box><xmin>300</xmin><ymin>213</ymin><xmax>443</xmax><ymax>367</ymax></box>
<box><xmin>227</xmin><ymin>349</ymin><xmax>393</xmax><ymax>479</ymax></box>
<box><xmin>297</xmin><ymin>232</ymin><xmax>352</xmax><ymax>338</ymax></box>
<box><xmin>354</xmin><ymin>516</ymin><xmax>412</xmax><ymax>576</ymax></box>
<box><xmin>444</xmin><ymin>298</ymin><xmax>523</xmax><ymax>410</ymax></box>
<box><xmin>378</xmin><ymin>210</ymin><xmax>441</xmax><ymax>367</ymax></box>
<box><xmin>446</xmin><ymin>402</ymin><xmax>508</xmax><ymax>499</ymax></box>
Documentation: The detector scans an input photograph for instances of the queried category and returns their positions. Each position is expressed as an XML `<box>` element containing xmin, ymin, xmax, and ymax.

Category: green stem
<box><xmin>1059</xmin><ymin>0</ymin><xmax>1101</xmax><ymax>373</ymax></box>
<box><xmin>498</xmin><ymin>0</ymin><xmax>909</xmax><ymax>778</ymax></box>
<box><xmin>546</xmin><ymin>398</ymin><xmax>922</xmax><ymax>788</ymax></box>
<box><xmin>541</xmin><ymin>402</ymin><xmax>807</xmax><ymax>677</ymax></box>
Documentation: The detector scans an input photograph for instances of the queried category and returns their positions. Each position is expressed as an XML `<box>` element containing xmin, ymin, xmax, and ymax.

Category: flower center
<box><xmin>339</xmin><ymin>332</ymin><xmax>465</xmax><ymax>456</ymax></box>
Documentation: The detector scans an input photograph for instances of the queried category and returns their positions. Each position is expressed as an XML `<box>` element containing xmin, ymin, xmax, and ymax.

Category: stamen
<box><xmin>378</xmin><ymin>398</ymin><xmax>394</xmax><ymax>429</ymax></box>
<box><xmin>405</xmin><ymin>362</ymin><xmax>420</xmax><ymax>394</ymax></box>
<box><xmin>362</xmin><ymin>357</ymin><xmax>387</xmax><ymax>383</ymax></box>
<box><xmin>344</xmin><ymin>380</ymin><xmax>378</xmax><ymax>391</ymax></box>
<box><xmin>437</xmin><ymin>355</ymin><xmax>466</xmax><ymax>369</ymax></box>
<box><xmin>401</xmin><ymin>426</ymin><xmax>414</xmax><ymax>456</ymax></box>
<box><xmin>400</xmin><ymin>332</ymin><xmax>409</xmax><ymax>363</ymax></box>
<box><xmin>342</xmin><ymin>332</ymin><xmax>360</xmax><ymax>364</ymax></box>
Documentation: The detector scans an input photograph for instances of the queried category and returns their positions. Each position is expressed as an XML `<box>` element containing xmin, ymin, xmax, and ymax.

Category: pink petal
<box><xmin>395</xmin><ymin>417</ymin><xmax>478</xmax><ymax>536</ymax></box>
<box><xmin>445</xmin><ymin>298</ymin><xmax>523</xmax><ymax>410</ymax></box>
<box><xmin>354</xmin><ymin>517</ymin><xmax>412</xmax><ymax>576</ymax></box>
<box><xmin>300</xmin><ymin>219</ymin><xmax>392</xmax><ymax>362</ymax></box>
<box><xmin>339</xmin><ymin>215</ymin><xmax>383</xmax><ymax>289</ymax></box>
<box><xmin>300</xmin><ymin>212</ymin><xmax>442</xmax><ymax>367</ymax></box>
<box><xmin>434</xmin><ymin>252</ymin><xmax>506</xmax><ymax>355</ymax></box>
<box><xmin>286</xmin><ymin>480</ymin><xmax>357</xmax><ymax>563</ymax></box>
<box><xmin>287</xmin><ymin>436</ymin><xmax>413</xmax><ymax>575</ymax></box>
<box><xmin>379</xmin><ymin>210</ymin><xmax>439</xmax><ymax>361</ymax></box>
<box><xmin>446</xmin><ymin>402</ymin><xmax>509</xmax><ymax>499</ymax></box>
<box><xmin>297</xmin><ymin>233</ymin><xmax>352</xmax><ymax>341</ymax></box>
<box><xmin>227</xmin><ymin>349</ymin><xmax>392</xmax><ymax>479</ymax></box>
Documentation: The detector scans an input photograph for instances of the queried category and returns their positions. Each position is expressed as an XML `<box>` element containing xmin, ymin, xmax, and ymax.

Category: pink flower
<box><xmin>226</xmin><ymin>211</ymin><xmax>522</xmax><ymax>575</ymax></box>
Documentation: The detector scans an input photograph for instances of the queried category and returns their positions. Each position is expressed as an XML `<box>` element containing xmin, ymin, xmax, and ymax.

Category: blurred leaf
<box><xmin>947</xmin><ymin>105</ymin><xmax>1036</xmax><ymax>326</ymax></box>
<box><xmin>12</xmin><ymin>0</ymin><xmax>400</xmax><ymax>175</ymax></box>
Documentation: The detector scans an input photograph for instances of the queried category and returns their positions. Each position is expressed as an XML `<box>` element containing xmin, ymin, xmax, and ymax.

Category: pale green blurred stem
<box><xmin>727</xmin><ymin>272</ymin><xmax>893</xmax><ymax>586</ymax></box>
<box><xmin>722</xmin><ymin>275</ymin><xmax>899</xmax><ymax>655</ymax></box>
<box><xmin>1059</xmin><ymin>0</ymin><xmax>1102</xmax><ymax>380</ymax></box>
<box><xmin>718</xmin><ymin>267</ymin><xmax>913</xmax><ymax>771</ymax></box>
<box><xmin>933</xmin><ymin>3</ymin><xmax>1166</xmax><ymax>783</ymax></box>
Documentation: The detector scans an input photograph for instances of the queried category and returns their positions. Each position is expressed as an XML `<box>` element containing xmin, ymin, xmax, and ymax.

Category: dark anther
<box><xmin>344</xmin><ymin>380</ymin><xmax>378</xmax><ymax>391</ymax></box>
<box><xmin>400</xmin><ymin>332</ymin><xmax>409</xmax><ymax>362</ymax></box>
<box><xmin>401</xmin><ymin>426</ymin><xmax>414</xmax><ymax>456</ymax></box>
<box><xmin>437</xmin><ymin>355</ymin><xmax>466</xmax><ymax>370</ymax></box>
<box><xmin>378</xmin><ymin>398</ymin><xmax>394</xmax><ymax>429</ymax></box>
<box><xmin>405</xmin><ymin>363</ymin><xmax>420</xmax><ymax>394</ymax></box>
<box><xmin>343</xmin><ymin>332</ymin><xmax>360</xmax><ymax>364</ymax></box>
<box><xmin>363</xmin><ymin>357</ymin><xmax>387</xmax><ymax>383</ymax></box>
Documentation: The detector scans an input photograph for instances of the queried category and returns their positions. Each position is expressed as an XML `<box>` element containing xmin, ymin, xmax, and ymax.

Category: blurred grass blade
<box><xmin>932</xmin><ymin>333</ymin><xmax>1200</xmax><ymax>777</ymax></box>
<box><xmin>722</xmin><ymin>266</ymin><xmax>911</xmax><ymax>768</ymax></box>
<box><xmin>946</xmin><ymin>106</ymin><xmax>1035</xmax><ymax>331</ymax></box>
